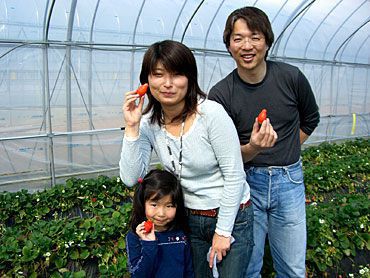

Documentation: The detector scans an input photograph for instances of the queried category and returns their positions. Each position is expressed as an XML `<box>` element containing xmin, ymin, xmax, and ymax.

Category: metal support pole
<box><xmin>65</xmin><ymin>0</ymin><xmax>78</xmax><ymax>169</ymax></box>
<box><xmin>43</xmin><ymin>0</ymin><xmax>56</xmax><ymax>186</ymax></box>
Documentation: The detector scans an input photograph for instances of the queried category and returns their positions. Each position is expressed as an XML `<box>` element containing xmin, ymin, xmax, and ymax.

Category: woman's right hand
<box><xmin>122</xmin><ymin>91</ymin><xmax>145</xmax><ymax>136</ymax></box>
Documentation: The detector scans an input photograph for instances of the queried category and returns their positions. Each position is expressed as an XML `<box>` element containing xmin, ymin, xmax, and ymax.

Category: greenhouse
<box><xmin>0</xmin><ymin>0</ymin><xmax>369</xmax><ymax>276</ymax></box>
<box><xmin>0</xmin><ymin>0</ymin><xmax>369</xmax><ymax>190</ymax></box>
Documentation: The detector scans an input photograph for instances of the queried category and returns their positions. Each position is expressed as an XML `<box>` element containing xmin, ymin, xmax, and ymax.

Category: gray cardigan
<box><xmin>119</xmin><ymin>99</ymin><xmax>250</xmax><ymax>236</ymax></box>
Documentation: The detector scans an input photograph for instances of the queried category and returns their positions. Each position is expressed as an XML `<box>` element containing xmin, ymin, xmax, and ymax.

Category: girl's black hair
<box><xmin>139</xmin><ymin>40</ymin><xmax>206</xmax><ymax>126</ymax></box>
<box><xmin>130</xmin><ymin>169</ymin><xmax>189</xmax><ymax>234</ymax></box>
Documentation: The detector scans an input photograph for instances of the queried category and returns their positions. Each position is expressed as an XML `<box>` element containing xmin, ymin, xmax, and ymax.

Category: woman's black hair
<box><xmin>139</xmin><ymin>40</ymin><xmax>206</xmax><ymax>126</ymax></box>
<box><xmin>130</xmin><ymin>169</ymin><xmax>189</xmax><ymax>234</ymax></box>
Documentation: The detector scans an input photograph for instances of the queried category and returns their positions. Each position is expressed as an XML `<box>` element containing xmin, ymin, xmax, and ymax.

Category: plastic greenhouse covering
<box><xmin>0</xmin><ymin>0</ymin><xmax>369</xmax><ymax>191</ymax></box>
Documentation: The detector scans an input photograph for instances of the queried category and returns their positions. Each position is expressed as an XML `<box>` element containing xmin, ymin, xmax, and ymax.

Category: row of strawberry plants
<box><xmin>302</xmin><ymin>138</ymin><xmax>369</xmax><ymax>200</ymax></box>
<box><xmin>306</xmin><ymin>192</ymin><xmax>369</xmax><ymax>275</ymax></box>
<box><xmin>0</xmin><ymin>138</ymin><xmax>369</xmax><ymax>277</ymax></box>
<box><xmin>0</xmin><ymin>176</ymin><xmax>133</xmax><ymax>277</ymax></box>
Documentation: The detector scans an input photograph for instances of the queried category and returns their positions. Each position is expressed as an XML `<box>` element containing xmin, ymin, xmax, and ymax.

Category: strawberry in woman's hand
<box><xmin>144</xmin><ymin>220</ymin><xmax>153</xmax><ymax>233</ymax></box>
<box><xmin>136</xmin><ymin>83</ymin><xmax>148</xmax><ymax>97</ymax></box>
<box><xmin>257</xmin><ymin>109</ymin><xmax>267</xmax><ymax>125</ymax></box>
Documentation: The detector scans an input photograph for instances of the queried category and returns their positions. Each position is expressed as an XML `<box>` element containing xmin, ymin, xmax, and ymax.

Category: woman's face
<box><xmin>148</xmin><ymin>62</ymin><xmax>188</xmax><ymax>111</ymax></box>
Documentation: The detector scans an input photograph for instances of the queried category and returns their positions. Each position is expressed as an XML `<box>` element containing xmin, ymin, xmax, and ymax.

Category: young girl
<box><xmin>126</xmin><ymin>169</ymin><xmax>194</xmax><ymax>278</ymax></box>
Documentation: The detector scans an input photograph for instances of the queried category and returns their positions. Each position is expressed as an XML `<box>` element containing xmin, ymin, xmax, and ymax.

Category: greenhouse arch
<box><xmin>0</xmin><ymin>0</ymin><xmax>369</xmax><ymax>190</ymax></box>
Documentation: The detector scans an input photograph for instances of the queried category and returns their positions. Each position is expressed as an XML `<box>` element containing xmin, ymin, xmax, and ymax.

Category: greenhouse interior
<box><xmin>1</xmin><ymin>0</ymin><xmax>369</xmax><ymax>191</ymax></box>
<box><xmin>0</xmin><ymin>0</ymin><xmax>369</xmax><ymax>277</ymax></box>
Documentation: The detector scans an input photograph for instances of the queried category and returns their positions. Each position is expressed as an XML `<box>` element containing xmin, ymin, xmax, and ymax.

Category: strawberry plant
<box><xmin>0</xmin><ymin>138</ymin><xmax>369</xmax><ymax>276</ymax></box>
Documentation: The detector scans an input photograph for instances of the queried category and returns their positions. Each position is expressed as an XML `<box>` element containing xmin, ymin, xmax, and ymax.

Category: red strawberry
<box><xmin>91</xmin><ymin>197</ymin><xmax>97</xmax><ymax>202</ymax></box>
<box><xmin>144</xmin><ymin>220</ymin><xmax>153</xmax><ymax>233</ymax></box>
<box><xmin>136</xmin><ymin>83</ymin><xmax>148</xmax><ymax>97</ymax></box>
<box><xmin>257</xmin><ymin>109</ymin><xmax>267</xmax><ymax>125</ymax></box>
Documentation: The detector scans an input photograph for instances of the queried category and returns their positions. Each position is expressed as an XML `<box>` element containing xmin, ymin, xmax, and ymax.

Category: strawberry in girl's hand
<box><xmin>257</xmin><ymin>109</ymin><xmax>267</xmax><ymax>125</ymax></box>
<box><xmin>136</xmin><ymin>83</ymin><xmax>148</xmax><ymax>97</ymax></box>
<box><xmin>144</xmin><ymin>220</ymin><xmax>153</xmax><ymax>233</ymax></box>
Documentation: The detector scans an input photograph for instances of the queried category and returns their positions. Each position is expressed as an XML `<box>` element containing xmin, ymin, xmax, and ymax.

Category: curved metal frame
<box><xmin>171</xmin><ymin>0</ymin><xmax>188</xmax><ymax>39</ymax></box>
<box><xmin>303</xmin><ymin>0</ymin><xmax>343</xmax><ymax>58</ymax></box>
<box><xmin>65</xmin><ymin>0</ymin><xmax>78</xmax><ymax>169</ymax></box>
<box><xmin>270</xmin><ymin>0</ymin><xmax>314</xmax><ymax>57</ymax></box>
<box><xmin>42</xmin><ymin>0</ymin><xmax>56</xmax><ymax>185</ymax></box>
<box><xmin>202</xmin><ymin>0</ymin><xmax>225</xmax><ymax>88</ymax></box>
<box><xmin>321</xmin><ymin>0</ymin><xmax>367</xmax><ymax>60</ymax></box>
<box><xmin>281</xmin><ymin>1</ymin><xmax>316</xmax><ymax>57</ymax></box>
<box><xmin>270</xmin><ymin>0</ymin><xmax>289</xmax><ymax>25</ymax></box>
<box><xmin>334</xmin><ymin>19</ymin><xmax>370</xmax><ymax>61</ymax></box>
<box><xmin>180</xmin><ymin>0</ymin><xmax>205</xmax><ymax>43</ymax></box>
<box><xmin>333</xmin><ymin>19</ymin><xmax>370</xmax><ymax>116</ymax></box>
<box><xmin>353</xmin><ymin>35</ymin><xmax>369</xmax><ymax>113</ymax></box>
<box><xmin>1</xmin><ymin>1</ymin><xmax>369</xmax><ymax>188</ymax></box>
<box><xmin>129</xmin><ymin>0</ymin><xmax>146</xmax><ymax>91</ymax></box>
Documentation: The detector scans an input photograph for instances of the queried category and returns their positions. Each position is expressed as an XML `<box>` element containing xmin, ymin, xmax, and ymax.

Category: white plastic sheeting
<box><xmin>0</xmin><ymin>0</ymin><xmax>369</xmax><ymax>190</ymax></box>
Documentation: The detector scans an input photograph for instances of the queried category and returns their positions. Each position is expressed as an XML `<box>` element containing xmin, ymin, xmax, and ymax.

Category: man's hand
<box><xmin>241</xmin><ymin>117</ymin><xmax>278</xmax><ymax>162</ymax></box>
<box><xmin>250</xmin><ymin>117</ymin><xmax>277</xmax><ymax>150</ymax></box>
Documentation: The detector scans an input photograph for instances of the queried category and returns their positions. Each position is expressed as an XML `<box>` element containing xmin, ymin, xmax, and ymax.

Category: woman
<box><xmin>120</xmin><ymin>40</ymin><xmax>253</xmax><ymax>277</ymax></box>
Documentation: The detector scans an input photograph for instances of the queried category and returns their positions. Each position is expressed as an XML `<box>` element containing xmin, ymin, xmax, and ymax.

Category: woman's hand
<box><xmin>208</xmin><ymin>233</ymin><xmax>232</xmax><ymax>268</ymax></box>
<box><xmin>136</xmin><ymin>221</ymin><xmax>156</xmax><ymax>241</ymax></box>
<box><xmin>122</xmin><ymin>91</ymin><xmax>145</xmax><ymax>137</ymax></box>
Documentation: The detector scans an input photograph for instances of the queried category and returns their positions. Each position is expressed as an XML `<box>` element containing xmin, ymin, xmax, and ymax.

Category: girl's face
<box><xmin>148</xmin><ymin>62</ymin><xmax>188</xmax><ymax>111</ymax></box>
<box><xmin>145</xmin><ymin>194</ymin><xmax>177</xmax><ymax>232</ymax></box>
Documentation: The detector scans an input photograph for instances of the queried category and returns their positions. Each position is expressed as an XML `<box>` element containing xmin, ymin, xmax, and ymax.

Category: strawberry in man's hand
<box><xmin>257</xmin><ymin>109</ymin><xmax>267</xmax><ymax>125</ymax></box>
<box><xmin>144</xmin><ymin>220</ymin><xmax>153</xmax><ymax>233</ymax></box>
<box><xmin>136</xmin><ymin>83</ymin><xmax>148</xmax><ymax>97</ymax></box>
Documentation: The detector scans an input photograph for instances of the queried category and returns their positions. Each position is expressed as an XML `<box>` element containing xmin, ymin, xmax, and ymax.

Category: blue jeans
<box><xmin>188</xmin><ymin>204</ymin><xmax>254</xmax><ymax>278</ymax></box>
<box><xmin>245</xmin><ymin>159</ymin><xmax>306</xmax><ymax>278</ymax></box>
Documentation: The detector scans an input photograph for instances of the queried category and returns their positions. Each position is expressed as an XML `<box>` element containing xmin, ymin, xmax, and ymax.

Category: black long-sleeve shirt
<box><xmin>208</xmin><ymin>61</ymin><xmax>320</xmax><ymax>166</ymax></box>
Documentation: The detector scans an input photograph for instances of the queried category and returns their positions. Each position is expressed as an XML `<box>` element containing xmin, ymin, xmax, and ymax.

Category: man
<box><xmin>208</xmin><ymin>6</ymin><xmax>320</xmax><ymax>278</ymax></box>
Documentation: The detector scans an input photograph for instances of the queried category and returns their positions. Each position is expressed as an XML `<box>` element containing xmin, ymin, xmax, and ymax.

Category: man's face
<box><xmin>228</xmin><ymin>19</ymin><xmax>268</xmax><ymax>75</ymax></box>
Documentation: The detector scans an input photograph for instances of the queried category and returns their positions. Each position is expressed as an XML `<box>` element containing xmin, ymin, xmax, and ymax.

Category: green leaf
<box><xmin>73</xmin><ymin>270</ymin><xmax>86</xmax><ymax>278</ymax></box>
<box><xmin>50</xmin><ymin>272</ymin><xmax>63</xmax><ymax>278</ymax></box>
<box><xmin>82</xmin><ymin>220</ymin><xmax>91</xmax><ymax>229</ymax></box>
<box><xmin>41</xmin><ymin>206</ymin><xmax>50</xmax><ymax>214</ymax></box>
<box><xmin>339</xmin><ymin>235</ymin><xmax>350</xmax><ymax>249</ymax></box>
<box><xmin>22</xmin><ymin>243</ymin><xmax>38</xmax><ymax>262</ymax></box>
<box><xmin>80</xmin><ymin>249</ymin><xmax>90</xmax><ymax>260</ymax></box>
<box><xmin>70</xmin><ymin>249</ymin><xmax>79</xmax><ymax>260</ymax></box>
<box><xmin>117</xmin><ymin>237</ymin><xmax>126</xmax><ymax>249</ymax></box>
<box><xmin>317</xmin><ymin>261</ymin><xmax>327</xmax><ymax>272</ymax></box>
<box><xmin>55</xmin><ymin>257</ymin><xmax>66</xmax><ymax>268</ymax></box>
<box><xmin>104</xmin><ymin>199</ymin><xmax>113</xmax><ymax>207</ymax></box>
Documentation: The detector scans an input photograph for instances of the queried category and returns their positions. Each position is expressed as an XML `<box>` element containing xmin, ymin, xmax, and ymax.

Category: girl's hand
<box><xmin>122</xmin><ymin>91</ymin><xmax>145</xmax><ymax>129</ymax></box>
<box><xmin>136</xmin><ymin>221</ymin><xmax>156</xmax><ymax>241</ymax></box>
